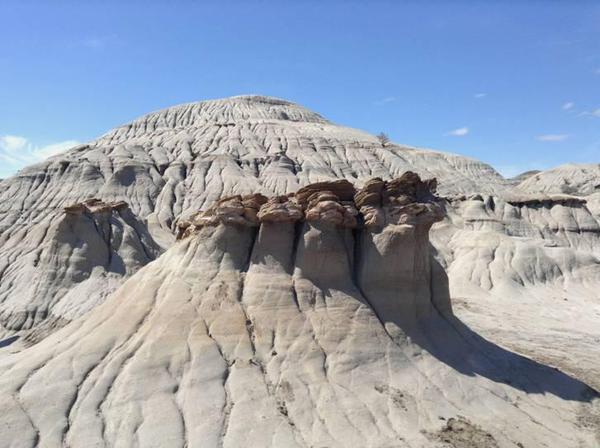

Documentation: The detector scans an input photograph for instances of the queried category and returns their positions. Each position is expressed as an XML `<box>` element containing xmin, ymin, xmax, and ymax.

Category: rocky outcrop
<box><xmin>0</xmin><ymin>95</ymin><xmax>599</xmax><ymax>447</ymax></box>
<box><xmin>177</xmin><ymin>193</ymin><xmax>269</xmax><ymax>238</ymax></box>
<box><xmin>355</xmin><ymin>174</ymin><xmax>445</xmax><ymax>335</ymax></box>
<box><xmin>0</xmin><ymin>95</ymin><xmax>512</xmax><ymax>341</ymax></box>
<box><xmin>0</xmin><ymin>173</ymin><xmax>597</xmax><ymax>448</ymax></box>
<box><xmin>175</xmin><ymin>174</ymin><xmax>446</xmax><ymax>336</ymax></box>
<box><xmin>257</xmin><ymin>196</ymin><xmax>303</xmax><ymax>223</ymax></box>
<box><xmin>429</xmin><ymin>191</ymin><xmax>600</xmax><ymax>390</ymax></box>
<box><xmin>0</xmin><ymin>199</ymin><xmax>162</xmax><ymax>338</ymax></box>
<box><xmin>354</xmin><ymin>173</ymin><xmax>440</xmax><ymax>230</ymax></box>
<box><xmin>63</xmin><ymin>198</ymin><xmax>129</xmax><ymax>215</ymax></box>
<box><xmin>177</xmin><ymin>174</ymin><xmax>439</xmax><ymax>237</ymax></box>
<box><xmin>518</xmin><ymin>163</ymin><xmax>600</xmax><ymax>196</ymax></box>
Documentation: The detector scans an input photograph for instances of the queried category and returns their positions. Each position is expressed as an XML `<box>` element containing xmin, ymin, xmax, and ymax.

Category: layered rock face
<box><xmin>517</xmin><ymin>163</ymin><xmax>600</xmax><ymax>196</ymax></box>
<box><xmin>0</xmin><ymin>199</ymin><xmax>161</xmax><ymax>343</ymax></box>
<box><xmin>0</xmin><ymin>95</ymin><xmax>512</xmax><ymax>340</ymax></box>
<box><xmin>0</xmin><ymin>95</ymin><xmax>599</xmax><ymax>446</ymax></box>
<box><xmin>176</xmin><ymin>172</ymin><xmax>446</xmax><ymax>336</ymax></box>
<box><xmin>431</xmin><ymin>192</ymin><xmax>600</xmax><ymax>389</ymax></box>
<box><xmin>0</xmin><ymin>174</ymin><xmax>597</xmax><ymax>448</ymax></box>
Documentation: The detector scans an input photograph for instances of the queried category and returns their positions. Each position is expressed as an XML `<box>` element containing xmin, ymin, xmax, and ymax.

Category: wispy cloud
<box><xmin>374</xmin><ymin>96</ymin><xmax>397</xmax><ymax>106</ymax></box>
<box><xmin>0</xmin><ymin>135</ymin><xmax>79</xmax><ymax>178</ymax></box>
<box><xmin>445</xmin><ymin>127</ymin><xmax>469</xmax><ymax>137</ymax></box>
<box><xmin>474</xmin><ymin>93</ymin><xmax>487</xmax><ymax>99</ymax></box>
<box><xmin>0</xmin><ymin>135</ymin><xmax>28</xmax><ymax>152</ymax></box>
<box><xmin>579</xmin><ymin>108</ymin><xmax>600</xmax><ymax>118</ymax></box>
<box><xmin>595</xmin><ymin>68</ymin><xmax>600</xmax><ymax>75</ymax></box>
<box><xmin>80</xmin><ymin>34</ymin><xmax>118</xmax><ymax>50</ymax></box>
<box><xmin>536</xmin><ymin>134</ymin><xmax>569</xmax><ymax>142</ymax></box>
<box><xmin>562</xmin><ymin>101</ymin><xmax>575</xmax><ymax>111</ymax></box>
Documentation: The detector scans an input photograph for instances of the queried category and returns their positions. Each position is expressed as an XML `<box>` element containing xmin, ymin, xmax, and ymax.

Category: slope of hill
<box><xmin>0</xmin><ymin>95</ymin><xmax>510</xmax><ymax>336</ymax></box>
<box><xmin>0</xmin><ymin>176</ymin><xmax>598</xmax><ymax>448</ymax></box>
<box><xmin>517</xmin><ymin>164</ymin><xmax>600</xmax><ymax>196</ymax></box>
<box><xmin>0</xmin><ymin>95</ymin><xmax>598</xmax><ymax>447</ymax></box>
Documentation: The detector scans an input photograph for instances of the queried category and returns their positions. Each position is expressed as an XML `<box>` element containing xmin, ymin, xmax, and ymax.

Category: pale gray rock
<box><xmin>0</xmin><ymin>96</ymin><xmax>599</xmax><ymax>447</ymax></box>
<box><xmin>0</xmin><ymin>175</ymin><xmax>597</xmax><ymax>448</ymax></box>
<box><xmin>517</xmin><ymin>163</ymin><xmax>600</xmax><ymax>196</ymax></box>
<box><xmin>0</xmin><ymin>96</ymin><xmax>512</xmax><ymax>338</ymax></box>
<box><xmin>430</xmin><ymin>193</ymin><xmax>600</xmax><ymax>390</ymax></box>
<box><xmin>0</xmin><ymin>200</ymin><xmax>161</xmax><ymax>344</ymax></box>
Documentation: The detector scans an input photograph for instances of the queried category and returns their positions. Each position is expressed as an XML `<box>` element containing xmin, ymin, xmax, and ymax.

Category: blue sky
<box><xmin>0</xmin><ymin>0</ymin><xmax>599</xmax><ymax>178</ymax></box>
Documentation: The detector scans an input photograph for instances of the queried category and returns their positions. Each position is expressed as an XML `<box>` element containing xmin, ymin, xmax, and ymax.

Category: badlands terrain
<box><xmin>0</xmin><ymin>95</ymin><xmax>599</xmax><ymax>447</ymax></box>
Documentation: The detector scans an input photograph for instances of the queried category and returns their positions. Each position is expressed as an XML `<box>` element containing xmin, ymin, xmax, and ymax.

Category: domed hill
<box><xmin>517</xmin><ymin>163</ymin><xmax>600</xmax><ymax>196</ymax></box>
<box><xmin>0</xmin><ymin>175</ymin><xmax>598</xmax><ymax>448</ymax></box>
<box><xmin>0</xmin><ymin>95</ymin><xmax>510</xmax><ymax>244</ymax></box>
<box><xmin>103</xmin><ymin>95</ymin><xmax>331</xmax><ymax>133</ymax></box>
<box><xmin>0</xmin><ymin>95</ymin><xmax>505</xmax><ymax>335</ymax></box>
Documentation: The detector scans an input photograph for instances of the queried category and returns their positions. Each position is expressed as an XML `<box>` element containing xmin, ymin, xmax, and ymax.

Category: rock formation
<box><xmin>0</xmin><ymin>199</ymin><xmax>161</xmax><ymax>346</ymax></box>
<box><xmin>0</xmin><ymin>174</ymin><xmax>597</xmax><ymax>447</ymax></box>
<box><xmin>0</xmin><ymin>96</ymin><xmax>515</xmax><ymax>343</ymax></box>
<box><xmin>517</xmin><ymin>163</ymin><xmax>600</xmax><ymax>196</ymax></box>
<box><xmin>0</xmin><ymin>95</ymin><xmax>598</xmax><ymax>447</ymax></box>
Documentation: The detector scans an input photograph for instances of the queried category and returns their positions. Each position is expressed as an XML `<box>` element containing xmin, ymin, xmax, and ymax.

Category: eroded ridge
<box><xmin>0</xmin><ymin>198</ymin><xmax>161</xmax><ymax>336</ymax></box>
<box><xmin>63</xmin><ymin>198</ymin><xmax>130</xmax><ymax>215</ymax></box>
<box><xmin>174</xmin><ymin>172</ymin><xmax>447</xmax><ymax>336</ymax></box>
<box><xmin>1</xmin><ymin>173</ymin><xmax>598</xmax><ymax>448</ymax></box>
<box><xmin>176</xmin><ymin>171</ymin><xmax>443</xmax><ymax>238</ymax></box>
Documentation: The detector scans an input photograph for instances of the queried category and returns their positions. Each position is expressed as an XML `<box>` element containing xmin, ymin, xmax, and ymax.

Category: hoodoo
<box><xmin>176</xmin><ymin>172</ymin><xmax>445</xmax><ymax>334</ymax></box>
<box><xmin>0</xmin><ymin>198</ymin><xmax>161</xmax><ymax>342</ymax></box>
<box><xmin>0</xmin><ymin>173</ymin><xmax>597</xmax><ymax>447</ymax></box>
<box><xmin>0</xmin><ymin>96</ymin><xmax>599</xmax><ymax>447</ymax></box>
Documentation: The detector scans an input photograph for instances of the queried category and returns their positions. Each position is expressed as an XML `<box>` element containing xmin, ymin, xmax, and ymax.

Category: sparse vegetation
<box><xmin>377</xmin><ymin>132</ymin><xmax>390</xmax><ymax>147</ymax></box>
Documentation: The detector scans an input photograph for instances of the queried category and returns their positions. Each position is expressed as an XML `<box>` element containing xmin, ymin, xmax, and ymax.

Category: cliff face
<box><xmin>179</xmin><ymin>172</ymin><xmax>446</xmax><ymax>337</ymax></box>
<box><xmin>0</xmin><ymin>174</ymin><xmax>597</xmax><ymax>448</ymax></box>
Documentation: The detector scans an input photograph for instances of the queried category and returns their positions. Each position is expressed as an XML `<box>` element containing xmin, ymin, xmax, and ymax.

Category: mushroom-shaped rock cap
<box><xmin>177</xmin><ymin>173</ymin><xmax>442</xmax><ymax>237</ymax></box>
<box><xmin>295</xmin><ymin>179</ymin><xmax>356</xmax><ymax>208</ymax></box>
<box><xmin>241</xmin><ymin>193</ymin><xmax>269</xmax><ymax>210</ymax></box>
<box><xmin>354</xmin><ymin>178</ymin><xmax>385</xmax><ymax>208</ymax></box>
<box><xmin>63</xmin><ymin>204</ymin><xmax>86</xmax><ymax>215</ymax></box>
<box><xmin>354</xmin><ymin>172</ymin><xmax>441</xmax><ymax>229</ymax></box>
<box><xmin>257</xmin><ymin>196</ymin><xmax>304</xmax><ymax>223</ymax></box>
<box><xmin>305</xmin><ymin>199</ymin><xmax>358</xmax><ymax>227</ymax></box>
<box><xmin>189</xmin><ymin>193</ymin><xmax>269</xmax><ymax>230</ymax></box>
<box><xmin>383</xmin><ymin>171</ymin><xmax>438</xmax><ymax>204</ymax></box>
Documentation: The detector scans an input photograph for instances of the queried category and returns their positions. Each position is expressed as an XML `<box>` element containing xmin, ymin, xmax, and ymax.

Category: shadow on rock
<box><xmin>402</xmin><ymin>257</ymin><xmax>599</xmax><ymax>403</ymax></box>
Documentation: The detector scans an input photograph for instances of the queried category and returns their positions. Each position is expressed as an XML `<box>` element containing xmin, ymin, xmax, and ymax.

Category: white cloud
<box><xmin>445</xmin><ymin>127</ymin><xmax>469</xmax><ymax>137</ymax></box>
<box><xmin>536</xmin><ymin>134</ymin><xmax>569</xmax><ymax>142</ymax></box>
<box><xmin>562</xmin><ymin>101</ymin><xmax>575</xmax><ymax>111</ymax></box>
<box><xmin>374</xmin><ymin>96</ymin><xmax>396</xmax><ymax>105</ymax></box>
<box><xmin>0</xmin><ymin>135</ymin><xmax>28</xmax><ymax>152</ymax></box>
<box><xmin>580</xmin><ymin>108</ymin><xmax>600</xmax><ymax>118</ymax></box>
<box><xmin>0</xmin><ymin>135</ymin><xmax>80</xmax><ymax>178</ymax></box>
<box><xmin>474</xmin><ymin>93</ymin><xmax>487</xmax><ymax>99</ymax></box>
